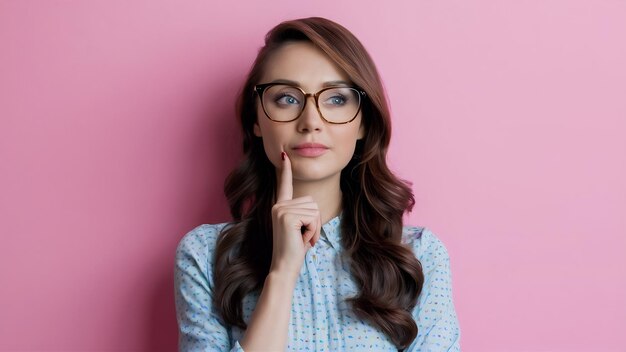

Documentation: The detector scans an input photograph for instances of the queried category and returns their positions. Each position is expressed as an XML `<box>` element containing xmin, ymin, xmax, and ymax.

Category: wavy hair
<box><xmin>213</xmin><ymin>17</ymin><xmax>424</xmax><ymax>349</ymax></box>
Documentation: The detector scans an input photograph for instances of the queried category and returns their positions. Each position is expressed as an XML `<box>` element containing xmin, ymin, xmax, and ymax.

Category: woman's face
<box><xmin>253</xmin><ymin>41</ymin><xmax>365</xmax><ymax>184</ymax></box>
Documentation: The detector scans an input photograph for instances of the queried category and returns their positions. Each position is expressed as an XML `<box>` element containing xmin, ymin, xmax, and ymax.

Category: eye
<box><xmin>324</xmin><ymin>95</ymin><xmax>347</xmax><ymax>106</ymax></box>
<box><xmin>275</xmin><ymin>94</ymin><xmax>301</xmax><ymax>106</ymax></box>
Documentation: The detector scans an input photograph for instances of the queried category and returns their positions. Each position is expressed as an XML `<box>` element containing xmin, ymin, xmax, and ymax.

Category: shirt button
<box><xmin>308</xmin><ymin>248</ymin><xmax>318</xmax><ymax>265</ymax></box>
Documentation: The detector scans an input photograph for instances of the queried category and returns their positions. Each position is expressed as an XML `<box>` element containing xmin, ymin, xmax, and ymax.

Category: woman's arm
<box><xmin>175</xmin><ymin>224</ymin><xmax>243</xmax><ymax>352</ymax></box>
<box><xmin>238</xmin><ymin>270</ymin><xmax>298</xmax><ymax>351</ymax></box>
<box><xmin>239</xmin><ymin>151</ymin><xmax>321</xmax><ymax>351</ymax></box>
<box><xmin>176</xmin><ymin>152</ymin><xmax>319</xmax><ymax>352</ymax></box>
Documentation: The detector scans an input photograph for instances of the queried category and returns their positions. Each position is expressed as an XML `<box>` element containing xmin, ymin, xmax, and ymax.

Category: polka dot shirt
<box><xmin>175</xmin><ymin>215</ymin><xmax>461</xmax><ymax>351</ymax></box>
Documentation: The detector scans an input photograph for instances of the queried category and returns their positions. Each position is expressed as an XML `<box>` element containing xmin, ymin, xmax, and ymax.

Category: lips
<box><xmin>292</xmin><ymin>143</ymin><xmax>329</xmax><ymax>157</ymax></box>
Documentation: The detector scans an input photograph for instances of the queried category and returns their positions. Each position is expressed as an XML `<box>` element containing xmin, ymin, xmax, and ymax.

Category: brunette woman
<box><xmin>175</xmin><ymin>17</ymin><xmax>461</xmax><ymax>352</ymax></box>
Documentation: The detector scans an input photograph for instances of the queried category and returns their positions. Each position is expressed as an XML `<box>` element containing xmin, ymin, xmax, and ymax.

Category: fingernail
<box><xmin>281</xmin><ymin>152</ymin><xmax>286</xmax><ymax>161</ymax></box>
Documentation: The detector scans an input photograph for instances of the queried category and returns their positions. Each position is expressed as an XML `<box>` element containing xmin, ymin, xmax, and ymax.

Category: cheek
<box><xmin>255</xmin><ymin>120</ymin><xmax>287</xmax><ymax>167</ymax></box>
<box><xmin>336</xmin><ymin>125</ymin><xmax>362</xmax><ymax>161</ymax></box>
<box><xmin>263</xmin><ymin>143</ymin><xmax>281</xmax><ymax>168</ymax></box>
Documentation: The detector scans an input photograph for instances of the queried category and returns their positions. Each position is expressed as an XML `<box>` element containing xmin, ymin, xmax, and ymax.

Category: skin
<box><xmin>254</xmin><ymin>41</ymin><xmax>365</xmax><ymax>225</ymax></box>
<box><xmin>240</xmin><ymin>41</ymin><xmax>365</xmax><ymax>351</ymax></box>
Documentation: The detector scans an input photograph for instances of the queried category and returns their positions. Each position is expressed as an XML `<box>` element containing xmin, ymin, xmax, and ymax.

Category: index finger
<box><xmin>276</xmin><ymin>151</ymin><xmax>293</xmax><ymax>201</ymax></box>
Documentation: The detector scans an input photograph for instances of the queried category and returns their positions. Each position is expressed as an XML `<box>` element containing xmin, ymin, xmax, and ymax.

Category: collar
<box><xmin>320</xmin><ymin>213</ymin><xmax>342</xmax><ymax>250</ymax></box>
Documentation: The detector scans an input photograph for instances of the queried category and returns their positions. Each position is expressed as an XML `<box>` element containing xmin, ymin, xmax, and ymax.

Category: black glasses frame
<box><xmin>253</xmin><ymin>83</ymin><xmax>367</xmax><ymax>124</ymax></box>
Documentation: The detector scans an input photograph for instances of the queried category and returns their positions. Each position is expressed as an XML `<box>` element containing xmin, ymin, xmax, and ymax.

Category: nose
<box><xmin>296</xmin><ymin>95</ymin><xmax>324</xmax><ymax>133</ymax></box>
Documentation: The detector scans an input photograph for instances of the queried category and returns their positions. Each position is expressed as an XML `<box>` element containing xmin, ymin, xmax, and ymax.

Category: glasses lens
<box><xmin>262</xmin><ymin>85</ymin><xmax>305</xmax><ymax>122</ymax></box>
<box><xmin>318</xmin><ymin>87</ymin><xmax>361</xmax><ymax>123</ymax></box>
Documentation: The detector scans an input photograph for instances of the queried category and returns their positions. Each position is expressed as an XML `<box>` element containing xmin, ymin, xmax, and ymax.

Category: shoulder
<box><xmin>175</xmin><ymin>222</ymin><xmax>230</xmax><ymax>269</ymax></box>
<box><xmin>402</xmin><ymin>225</ymin><xmax>452</xmax><ymax>269</ymax></box>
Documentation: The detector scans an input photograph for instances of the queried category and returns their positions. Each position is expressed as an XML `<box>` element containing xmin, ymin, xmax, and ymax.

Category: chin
<box><xmin>292</xmin><ymin>168</ymin><xmax>341</xmax><ymax>183</ymax></box>
<box><xmin>290</xmin><ymin>157</ymin><xmax>351</xmax><ymax>182</ymax></box>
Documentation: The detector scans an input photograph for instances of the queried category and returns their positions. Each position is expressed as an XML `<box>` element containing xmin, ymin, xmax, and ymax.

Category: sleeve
<box><xmin>174</xmin><ymin>224</ymin><xmax>245</xmax><ymax>352</ymax></box>
<box><xmin>404</xmin><ymin>227</ymin><xmax>461</xmax><ymax>352</ymax></box>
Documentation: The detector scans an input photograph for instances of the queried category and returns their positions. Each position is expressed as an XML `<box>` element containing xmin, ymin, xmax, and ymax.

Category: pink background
<box><xmin>1</xmin><ymin>1</ymin><xmax>625</xmax><ymax>351</ymax></box>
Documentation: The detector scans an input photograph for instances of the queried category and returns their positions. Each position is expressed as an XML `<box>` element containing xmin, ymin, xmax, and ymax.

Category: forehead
<box><xmin>259</xmin><ymin>41</ymin><xmax>351</xmax><ymax>91</ymax></box>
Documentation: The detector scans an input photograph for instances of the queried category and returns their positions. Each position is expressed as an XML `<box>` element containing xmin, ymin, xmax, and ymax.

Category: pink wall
<box><xmin>1</xmin><ymin>1</ymin><xmax>624</xmax><ymax>351</ymax></box>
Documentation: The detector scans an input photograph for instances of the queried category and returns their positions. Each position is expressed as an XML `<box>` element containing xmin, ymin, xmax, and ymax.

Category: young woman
<box><xmin>175</xmin><ymin>17</ymin><xmax>460</xmax><ymax>351</ymax></box>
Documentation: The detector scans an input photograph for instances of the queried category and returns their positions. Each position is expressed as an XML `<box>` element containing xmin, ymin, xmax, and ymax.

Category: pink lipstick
<box><xmin>292</xmin><ymin>143</ymin><xmax>329</xmax><ymax>157</ymax></box>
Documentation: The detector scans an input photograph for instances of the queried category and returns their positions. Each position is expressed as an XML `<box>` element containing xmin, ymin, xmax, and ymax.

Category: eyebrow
<box><xmin>268</xmin><ymin>79</ymin><xmax>352</xmax><ymax>88</ymax></box>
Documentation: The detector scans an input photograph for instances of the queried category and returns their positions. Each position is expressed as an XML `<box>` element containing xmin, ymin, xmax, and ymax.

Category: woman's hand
<box><xmin>239</xmin><ymin>152</ymin><xmax>320</xmax><ymax>350</ymax></box>
<box><xmin>270</xmin><ymin>151</ymin><xmax>321</xmax><ymax>279</ymax></box>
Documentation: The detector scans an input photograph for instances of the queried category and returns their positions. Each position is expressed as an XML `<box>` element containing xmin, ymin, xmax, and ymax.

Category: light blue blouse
<box><xmin>174</xmin><ymin>215</ymin><xmax>461</xmax><ymax>351</ymax></box>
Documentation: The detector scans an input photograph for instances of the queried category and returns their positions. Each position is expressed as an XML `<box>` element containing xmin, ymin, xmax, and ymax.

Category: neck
<box><xmin>290</xmin><ymin>174</ymin><xmax>342</xmax><ymax>225</ymax></box>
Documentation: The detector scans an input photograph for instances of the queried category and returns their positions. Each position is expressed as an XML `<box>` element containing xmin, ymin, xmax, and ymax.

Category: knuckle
<box><xmin>272</xmin><ymin>209</ymin><xmax>285</xmax><ymax>221</ymax></box>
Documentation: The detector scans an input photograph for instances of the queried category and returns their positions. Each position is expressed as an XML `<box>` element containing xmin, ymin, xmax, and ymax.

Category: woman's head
<box><xmin>237</xmin><ymin>17</ymin><xmax>393</xmax><ymax>187</ymax></box>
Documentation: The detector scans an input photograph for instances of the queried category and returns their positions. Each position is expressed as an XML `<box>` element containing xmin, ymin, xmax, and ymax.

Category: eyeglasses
<box><xmin>254</xmin><ymin>83</ymin><xmax>366</xmax><ymax>124</ymax></box>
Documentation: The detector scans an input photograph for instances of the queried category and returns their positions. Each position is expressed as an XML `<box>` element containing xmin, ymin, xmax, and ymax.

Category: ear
<box><xmin>253</xmin><ymin>122</ymin><xmax>262</xmax><ymax>137</ymax></box>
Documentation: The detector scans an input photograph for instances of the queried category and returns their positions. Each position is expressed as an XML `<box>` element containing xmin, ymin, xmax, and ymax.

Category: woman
<box><xmin>175</xmin><ymin>17</ymin><xmax>460</xmax><ymax>351</ymax></box>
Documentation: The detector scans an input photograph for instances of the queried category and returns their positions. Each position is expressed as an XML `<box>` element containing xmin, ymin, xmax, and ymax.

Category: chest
<box><xmin>231</xmin><ymin>245</ymin><xmax>398</xmax><ymax>351</ymax></box>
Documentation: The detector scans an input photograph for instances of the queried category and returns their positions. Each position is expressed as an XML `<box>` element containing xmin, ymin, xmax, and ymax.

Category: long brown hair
<box><xmin>213</xmin><ymin>17</ymin><xmax>424</xmax><ymax>349</ymax></box>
